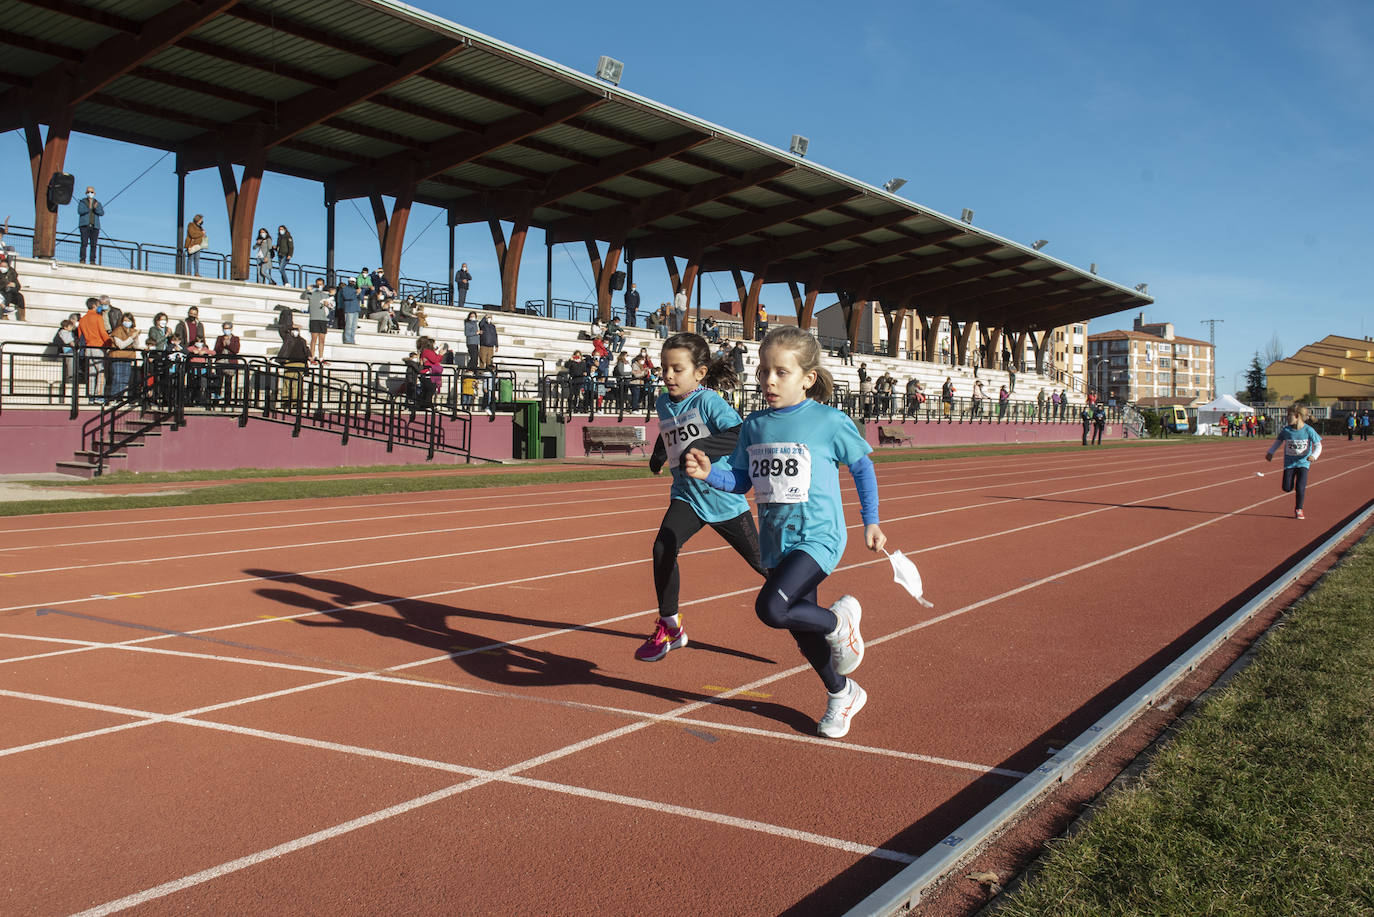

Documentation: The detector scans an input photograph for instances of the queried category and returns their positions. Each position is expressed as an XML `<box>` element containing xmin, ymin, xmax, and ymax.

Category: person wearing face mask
<box><xmin>183</xmin><ymin>214</ymin><xmax>207</xmax><ymax>277</ymax></box>
<box><xmin>253</xmin><ymin>228</ymin><xmax>273</xmax><ymax>284</ymax></box>
<box><xmin>175</xmin><ymin>307</ymin><xmax>206</xmax><ymax>347</ymax></box>
<box><xmin>76</xmin><ymin>298</ymin><xmax>111</xmax><ymax>400</ymax></box>
<box><xmin>213</xmin><ymin>320</ymin><xmax>241</xmax><ymax>404</ymax></box>
<box><xmin>302</xmin><ymin>279</ymin><xmax>332</xmax><ymax>364</ymax></box>
<box><xmin>146</xmin><ymin>312</ymin><xmax>171</xmax><ymax>351</ymax></box>
<box><xmin>77</xmin><ymin>186</ymin><xmax>105</xmax><ymax>264</ymax></box>
<box><xmin>274</xmin><ymin>225</ymin><xmax>294</xmax><ymax>286</ymax></box>
<box><xmin>52</xmin><ymin>318</ymin><xmax>78</xmax><ymax>388</ymax></box>
<box><xmin>0</xmin><ymin>253</ymin><xmax>22</xmax><ymax>320</ymax></box>
<box><xmin>99</xmin><ymin>295</ymin><xmax>122</xmax><ymax>333</ymax></box>
<box><xmin>454</xmin><ymin>262</ymin><xmax>471</xmax><ymax>310</ymax></box>
<box><xmin>463</xmin><ymin>311</ymin><xmax>480</xmax><ymax>368</ymax></box>
<box><xmin>107</xmin><ymin>313</ymin><xmax>141</xmax><ymax>398</ymax></box>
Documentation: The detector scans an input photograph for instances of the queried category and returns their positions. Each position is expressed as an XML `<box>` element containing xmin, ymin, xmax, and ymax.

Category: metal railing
<box><xmin>2</xmin><ymin>224</ymin><xmax>444</xmax><ymax>303</ymax></box>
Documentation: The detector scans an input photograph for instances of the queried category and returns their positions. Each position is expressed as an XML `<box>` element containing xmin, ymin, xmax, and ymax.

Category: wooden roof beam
<box><xmin>630</xmin><ymin>189</ymin><xmax>864</xmax><ymax>260</ymax></box>
<box><xmin>820</xmin><ymin>241</ymin><xmax>1004</xmax><ymax>290</ymax></box>
<box><xmin>697</xmin><ymin>208</ymin><xmax>914</xmax><ymax>272</ymax></box>
<box><xmin>330</xmin><ymin>92</ymin><xmax>605</xmax><ymax>200</ymax></box>
<box><xmin>225</xmin><ymin>5</ymin><xmax>392</xmax><ymax>65</ymax></box>
<box><xmin>179</xmin><ymin>37</ymin><xmax>464</xmax><ymax>172</ymax></box>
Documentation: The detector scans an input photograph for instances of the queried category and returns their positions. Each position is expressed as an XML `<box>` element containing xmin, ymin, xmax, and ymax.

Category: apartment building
<box><xmin>1087</xmin><ymin>314</ymin><xmax>1214</xmax><ymax>406</ymax></box>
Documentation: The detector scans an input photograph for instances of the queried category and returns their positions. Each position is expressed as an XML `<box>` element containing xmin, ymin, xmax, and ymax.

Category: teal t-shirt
<box><xmin>658</xmin><ymin>387</ymin><xmax>750</xmax><ymax>523</ymax></box>
<box><xmin>718</xmin><ymin>399</ymin><xmax>872</xmax><ymax>573</ymax></box>
<box><xmin>1273</xmin><ymin>424</ymin><xmax>1322</xmax><ymax>469</ymax></box>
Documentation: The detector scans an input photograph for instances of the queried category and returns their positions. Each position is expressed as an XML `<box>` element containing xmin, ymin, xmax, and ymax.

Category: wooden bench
<box><xmin>878</xmin><ymin>425</ymin><xmax>913</xmax><ymax>447</ymax></box>
<box><xmin>583</xmin><ymin>425</ymin><xmax>648</xmax><ymax>456</ymax></box>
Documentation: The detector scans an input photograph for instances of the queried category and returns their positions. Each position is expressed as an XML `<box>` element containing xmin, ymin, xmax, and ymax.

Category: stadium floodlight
<box><xmin>1089</xmin><ymin>262</ymin><xmax>1098</xmax><ymax>275</ymax></box>
<box><xmin>1135</xmin><ymin>282</ymin><xmax>1149</xmax><ymax>293</ymax></box>
<box><xmin>594</xmin><ymin>56</ymin><xmax>624</xmax><ymax>86</ymax></box>
<box><xmin>1032</xmin><ymin>239</ymin><xmax>1049</xmax><ymax>251</ymax></box>
<box><xmin>789</xmin><ymin>134</ymin><xmax>810</xmax><ymax>157</ymax></box>
<box><xmin>882</xmin><ymin>177</ymin><xmax>907</xmax><ymax>194</ymax></box>
<box><xmin>960</xmin><ymin>208</ymin><xmax>974</xmax><ymax>224</ymax></box>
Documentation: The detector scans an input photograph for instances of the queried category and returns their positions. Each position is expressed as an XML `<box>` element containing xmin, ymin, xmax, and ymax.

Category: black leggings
<box><xmin>756</xmin><ymin>550</ymin><xmax>844</xmax><ymax>693</ymax></box>
<box><xmin>1282</xmin><ymin>466</ymin><xmax>1309</xmax><ymax>510</ymax></box>
<box><xmin>653</xmin><ymin>500</ymin><xmax>764</xmax><ymax>620</ymax></box>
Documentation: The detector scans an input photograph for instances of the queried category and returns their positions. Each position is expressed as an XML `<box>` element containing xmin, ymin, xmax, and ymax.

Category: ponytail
<box><xmin>702</xmin><ymin>357</ymin><xmax>738</xmax><ymax>391</ymax></box>
<box><xmin>807</xmin><ymin>366</ymin><xmax>834</xmax><ymax>403</ymax></box>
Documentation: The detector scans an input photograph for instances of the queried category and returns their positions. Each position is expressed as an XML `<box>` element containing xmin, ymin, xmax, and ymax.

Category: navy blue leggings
<box><xmin>1282</xmin><ymin>466</ymin><xmax>1308</xmax><ymax>510</ymax></box>
<box><xmin>756</xmin><ymin>550</ymin><xmax>844</xmax><ymax>693</ymax></box>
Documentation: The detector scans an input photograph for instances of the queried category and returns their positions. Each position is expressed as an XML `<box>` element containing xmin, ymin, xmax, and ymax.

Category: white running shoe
<box><xmin>826</xmin><ymin>595</ymin><xmax>864</xmax><ymax>676</ymax></box>
<box><xmin>818</xmin><ymin>679</ymin><xmax>867</xmax><ymax>738</ymax></box>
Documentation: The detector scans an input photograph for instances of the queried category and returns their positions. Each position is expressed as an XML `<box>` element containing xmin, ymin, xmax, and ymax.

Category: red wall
<box><xmin>1</xmin><ymin>409</ymin><xmax>1117</xmax><ymax>476</ymax></box>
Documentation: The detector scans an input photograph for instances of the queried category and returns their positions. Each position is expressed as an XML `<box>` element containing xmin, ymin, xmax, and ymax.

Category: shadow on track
<box><xmin>243</xmin><ymin>568</ymin><xmax>815</xmax><ymax>733</ymax></box>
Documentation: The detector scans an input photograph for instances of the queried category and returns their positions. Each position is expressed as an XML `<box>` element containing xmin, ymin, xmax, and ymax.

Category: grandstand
<box><xmin>0</xmin><ymin>255</ymin><xmax>1107</xmax><ymax>475</ymax></box>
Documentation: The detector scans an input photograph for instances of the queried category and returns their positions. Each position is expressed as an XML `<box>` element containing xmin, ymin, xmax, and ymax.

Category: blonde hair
<box><xmin>1287</xmin><ymin>404</ymin><xmax>1309</xmax><ymax>423</ymax></box>
<box><xmin>758</xmin><ymin>326</ymin><xmax>833</xmax><ymax>402</ymax></box>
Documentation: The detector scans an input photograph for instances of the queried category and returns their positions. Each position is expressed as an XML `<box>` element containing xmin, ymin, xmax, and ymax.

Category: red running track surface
<box><xmin>2</xmin><ymin>440</ymin><xmax>1372</xmax><ymax>916</ymax></box>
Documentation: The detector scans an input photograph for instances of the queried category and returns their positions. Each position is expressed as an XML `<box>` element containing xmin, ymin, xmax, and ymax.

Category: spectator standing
<box><xmin>252</xmin><ymin>228</ymin><xmax>273</xmax><ymax>283</ymax></box>
<box><xmin>183</xmin><ymin>214</ymin><xmax>207</xmax><ymax>277</ymax></box>
<box><xmin>629</xmin><ymin>354</ymin><xmax>648</xmax><ymax>411</ymax></box>
<box><xmin>274</xmin><ymin>225</ymin><xmax>294</xmax><ymax>286</ymax></box>
<box><xmin>905</xmin><ymin>377</ymin><xmax>925</xmax><ymax>414</ymax></box>
<box><xmin>99</xmin><ymin>294</ymin><xmax>122</xmax><ymax>333</ymax></box>
<box><xmin>478</xmin><ymin>315</ymin><xmax>499</xmax><ymax>368</ymax></box>
<box><xmin>998</xmin><ymin>384</ymin><xmax>1010</xmax><ymax>418</ymax></box>
<box><xmin>624</xmin><ymin>282</ymin><xmax>640</xmax><ymax>327</ymax></box>
<box><xmin>175</xmin><ymin>306</ymin><xmax>207</xmax><ymax>347</ymax></box>
<box><xmin>755</xmin><ymin>303</ymin><xmax>768</xmax><ymax>341</ymax></box>
<box><xmin>303</xmin><ymin>279</ymin><xmax>332</xmax><ymax>363</ymax></box>
<box><xmin>941</xmin><ymin>376</ymin><xmax>954</xmax><ymax>419</ymax></box>
<box><xmin>673</xmin><ymin>288</ymin><xmax>688</xmax><ymax>332</ymax></box>
<box><xmin>53</xmin><ymin>318</ymin><xmax>77</xmax><ymax>387</ymax></box>
<box><xmin>566</xmin><ymin>349</ymin><xmax>593</xmax><ymax>410</ymax></box>
<box><xmin>857</xmin><ymin>363</ymin><xmax>871</xmax><ymax>416</ymax></box>
<box><xmin>146</xmin><ymin>312</ymin><xmax>171</xmax><ymax>352</ymax></box>
<box><xmin>1347</xmin><ymin>411</ymin><xmax>1356</xmax><ymax>441</ymax></box>
<box><xmin>107</xmin><ymin>313</ymin><xmax>140</xmax><ymax>397</ymax></box>
<box><xmin>214</xmin><ymin>319</ymin><xmax>241</xmax><ymax>402</ymax></box>
<box><xmin>1008</xmin><ymin>363</ymin><xmax>1016</xmax><ymax>393</ymax></box>
<box><xmin>837</xmin><ymin>339</ymin><xmax>852</xmax><ymax>366</ymax></box>
<box><xmin>454</xmin><ymin>263</ymin><xmax>471</xmax><ymax>310</ymax></box>
<box><xmin>463</xmin><ymin>311</ymin><xmax>480</xmax><ymax>367</ymax></box>
<box><xmin>275</xmin><ymin>327</ymin><xmax>311</xmax><ymax>406</ymax></box>
<box><xmin>338</xmin><ymin>277</ymin><xmax>361</xmax><ymax>344</ymax></box>
<box><xmin>1080</xmin><ymin>403</ymin><xmax>1093</xmax><ymax>446</ymax></box>
<box><xmin>1059</xmin><ymin>389</ymin><xmax>1069</xmax><ymax>421</ymax></box>
<box><xmin>1036</xmin><ymin>387</ymin><xmax>1047</xmax><ymax>420</ymax></box>
<box><xmin>77</xmin><ymin>186</ymin><xmax>104</xmax><ymax>264</ymax></box>
<box><xmin>416</xmin><ymin>336</ymin><xmax>443</xmax><ymax>408</ymax></box>
<box><xmin>1361</xmin><ymin>409</ymin><xmax>1371</xmax><ymax>442</ymax></box>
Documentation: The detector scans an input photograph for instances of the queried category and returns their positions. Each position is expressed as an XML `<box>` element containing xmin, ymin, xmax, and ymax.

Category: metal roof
<box><xmin>1</xmin><ymin>0</ymin><xmax>1152</xmax><ymax>328</ymax></box>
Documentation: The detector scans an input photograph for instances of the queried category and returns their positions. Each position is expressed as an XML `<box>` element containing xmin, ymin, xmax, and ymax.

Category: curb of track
<box><xmin>844</xmin><ymin>498</ymin><xmax>1374</xmax><ymax>917</ymax></box>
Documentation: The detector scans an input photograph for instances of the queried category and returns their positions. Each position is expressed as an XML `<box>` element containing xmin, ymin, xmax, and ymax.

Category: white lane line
<box><xmin>0</xmin><ymin>454</ymin><xmax>1275</xmax><ymax>663</ymax></box>
<box><xmin>0</xmin><ymin>448</ymin><xmax>1190</xmax><ymax>557</ymax></box>
<box><xmin>24</xmin><ymin>460</ymin><xmax>1370</xmax><ymax>915</ymax></box>
<box><xmin>0</xmin><ymin>451</ymin><xmax>1247</xmax><ymax>590</ymax></box>
<box><xmin>0</xmin><ymin>446</ymin><xmax>1206</xmax><ymax>542</ymax></box>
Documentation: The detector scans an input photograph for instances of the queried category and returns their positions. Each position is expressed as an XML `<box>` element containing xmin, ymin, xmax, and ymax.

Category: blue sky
<box><xmin>5</xmin><ymin>0</ymin><xmax>1372</xmax><ymax>393</ymax></box>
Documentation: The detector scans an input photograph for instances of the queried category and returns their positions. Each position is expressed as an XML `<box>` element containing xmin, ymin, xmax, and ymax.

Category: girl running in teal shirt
<box><xmin>636</xmin><ymin>334</ymin><xmax>765</xmax><ymax>662</ymax></box>
<box><xmin>686</xmin><ymin>326</ymin><xmax>886</xmax><ymax>738</ymax></box>
<box><xmin>1266</xmin><ymin>404</ymin><xmax>1323</xmax><ymax>519</ymax></box>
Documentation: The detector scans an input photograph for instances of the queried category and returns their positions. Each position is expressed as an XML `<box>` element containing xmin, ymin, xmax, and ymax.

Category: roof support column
<box><xmin>1032</xmin><ymin>329</ymin><xmax>1052</xmax><ymax>374</ymax></box>
<box><xmin>369</xmin><ymin>183</ymin><xmax>416</xmax><ymax>285</ymax></box>
<box><xmin>732</xmin><ymin>268</ymin><xmax>768</xmax><ymax>342</ymax></box>
<box><xmin>325</xmin><ymin>186</ymin><xmax>337</xmax><ymax>286</ymax></box>
<box><xmin>489</xmin><ymin>212</ymin><xmax>531</xmax><ymax>312</ymax></box>
<box><xmin>26</xmin><ymin>107</ymin><xmax>73</xmax><ymax>260</ymax></box>
<box><xmin>667</xmin><ymin>251</ymin><xmax>704</xmax><ymax>329</ymax></box>
<box><xmin>585</xmin><ymin>239</ymin><xmax>624</xmax><ymax>322</ymax></box>
<box><xmin>984</xmin><ymin>326</ymin><xmax>1003</xmax><ymax>369</ymax></box>
<box><xmin>1010</xmin><ymin>330</ymin><xmax>1028</xmax><ymax>372</ymax></box>
<box><xmin>837</xmin><ymin>291</ymin><xmax>868</xmax><ymax>351</ymax></box>
<box><xmin>881</xmin><ymin>303</ymin><xmax>909</xmax><ymax>358</ymax></box>
<box><xmin>786</xmin><ymin>279</ymin><xmax>821</xmax><ymax>331</ymax></box>
<box><xmin>447</xmin><ymin>207</ymin><xmax>458</xmax><ymax>308</ymax></box>
<box><xmin>175</xmin><ymin>163</ymin><xmax>186</xmax><ymax>275</ymax></box>
<box><xmin>218</xmin><ymin>147</ymin><xmax>265</xmax><ymax>282</ymax></box>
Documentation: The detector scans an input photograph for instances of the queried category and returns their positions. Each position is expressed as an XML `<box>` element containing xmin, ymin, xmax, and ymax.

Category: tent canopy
<box><xmin>1196</xmin><ymin>394</ymin><xmax>1254</xmax><ymax>416</ymax></box>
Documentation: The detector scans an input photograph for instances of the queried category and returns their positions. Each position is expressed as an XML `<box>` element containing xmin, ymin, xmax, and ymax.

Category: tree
<box><xmin>1245</xmin><ymin>352</ymin><xmax>1267</xmax><ymax>403</ymax></box>
<box><xmin>1262</xmin><ymin>333</ymin><xmax>1285</xmax><ymax>367</ymax></box>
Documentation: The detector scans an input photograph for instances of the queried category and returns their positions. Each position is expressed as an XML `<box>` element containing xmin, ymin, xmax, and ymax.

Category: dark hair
<box><xmin>663</xmin><ymin>332</ymin><xmax>737</xmax><ymax>391</ymax></box>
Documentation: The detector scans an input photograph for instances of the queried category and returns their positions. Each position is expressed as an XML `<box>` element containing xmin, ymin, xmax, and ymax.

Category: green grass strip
<box><xmin>0</xmin><ymin>467</ymin><xmax>647</xmax><ymax>518</ymax></box>
<box><xmin>994</xmin><ymin>533</ymin><xmax>1374</xmax><ymax>916</ymax></box>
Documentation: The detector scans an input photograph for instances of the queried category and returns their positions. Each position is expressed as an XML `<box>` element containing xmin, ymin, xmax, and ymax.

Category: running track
<box><xmin>3</xmin><ymin>440</ymin><xmax>1372</xmax><ymax>916</ymax></box>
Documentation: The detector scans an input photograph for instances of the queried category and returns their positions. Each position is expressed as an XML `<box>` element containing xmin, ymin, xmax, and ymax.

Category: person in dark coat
<box><xmin>274</xmin><ymin>225</ymin><xmax>294</xmax><ymax>286</ymax></box>
<box><xmin>623</xmin><ymin>282</ymin><xmax>640</xmax><ymax>327</ymax></box>
<box><xmin>454</xmin><ymin>263</ymin><xmax>472</xmax><ymax>310</ymax></box>
<box><xmin>77</xmin><ymin>186</ymin><xmax>105</xmax><ymax>264</ymax></box>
